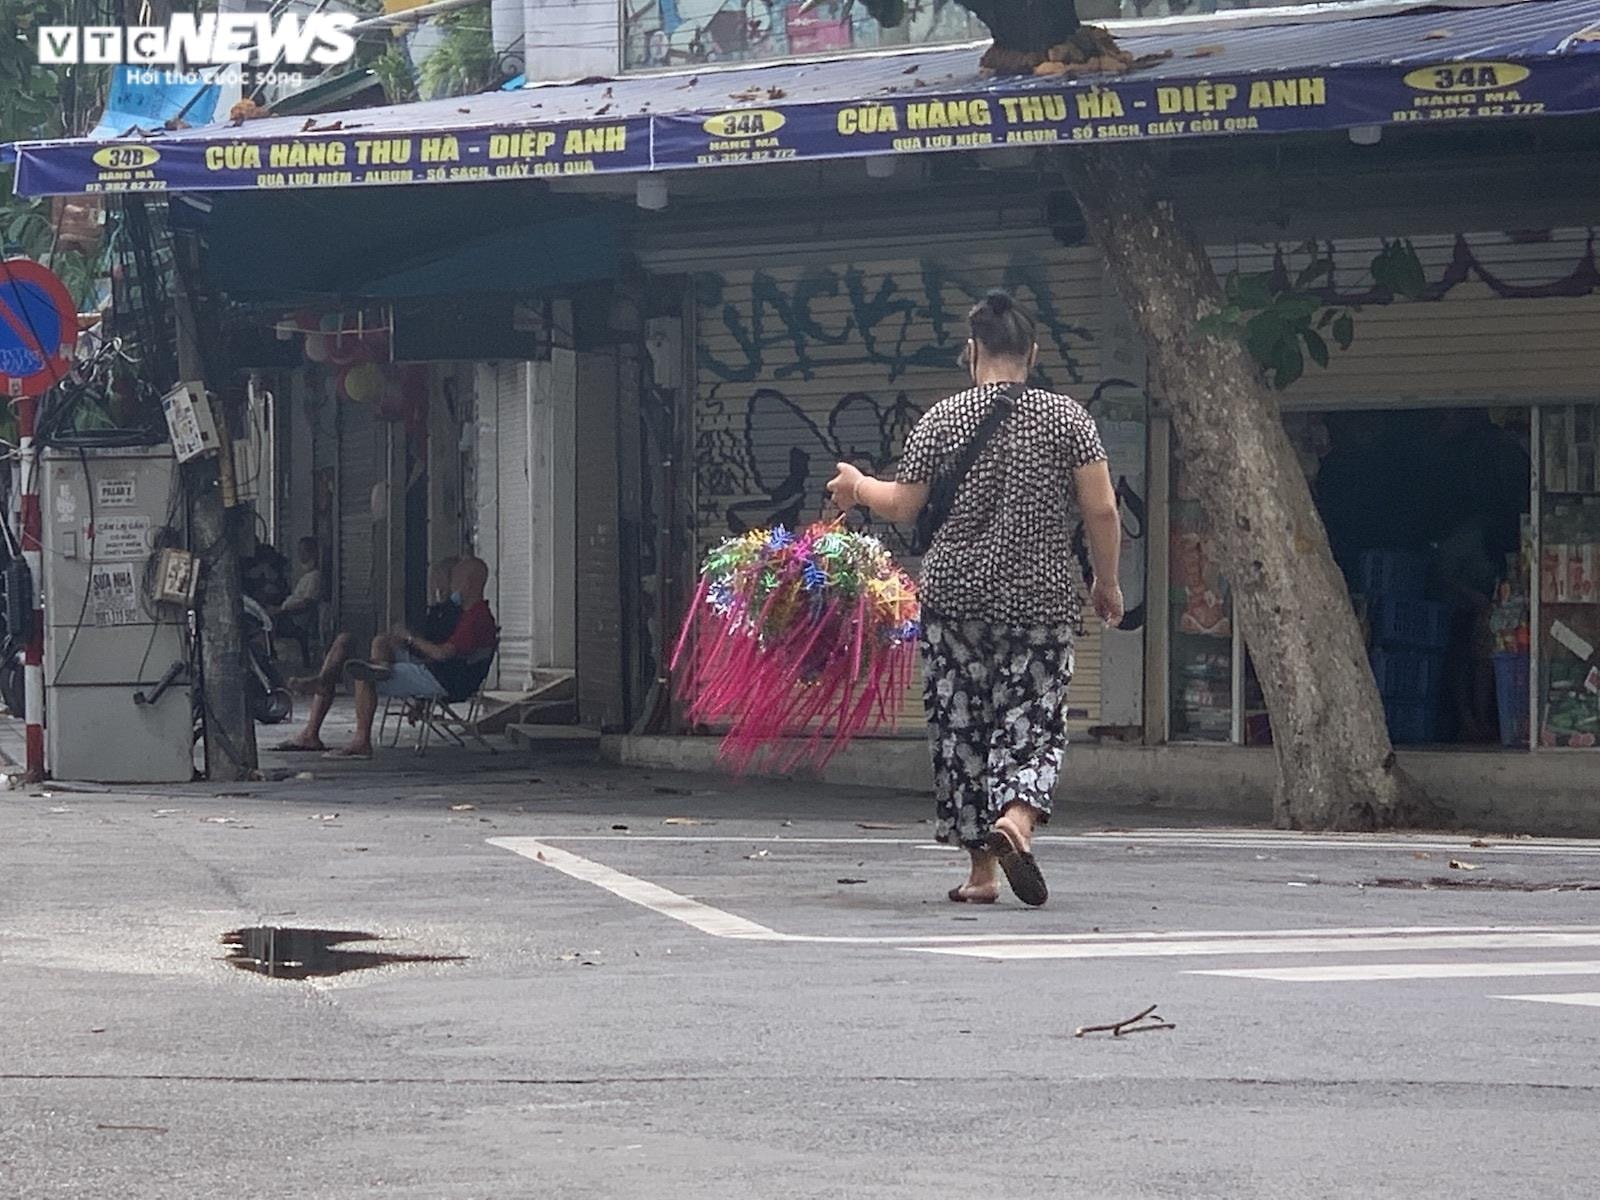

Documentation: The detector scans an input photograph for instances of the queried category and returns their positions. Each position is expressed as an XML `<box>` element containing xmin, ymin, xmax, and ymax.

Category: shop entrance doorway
<box><xmin>1308</xmin><ymin>406</ymin><xmax>1532</xmax><ymax>747</ymax></box>
<box><xmin>1167</xmin><ymin>407</ymin><xmax>1533</xmax><ymax>750</ymax></box>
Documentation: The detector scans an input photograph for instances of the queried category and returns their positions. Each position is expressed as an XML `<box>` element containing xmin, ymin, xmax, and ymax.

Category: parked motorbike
<box><xmin>241</xmin><ymin>595</ymin><xmax>293</xmax><ymax>725</ymax></box>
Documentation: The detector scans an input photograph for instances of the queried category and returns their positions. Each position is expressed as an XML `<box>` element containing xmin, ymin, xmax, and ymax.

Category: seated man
<box><xmin>277</xmin><ymin>556</ymin><xmax>495</xmax><ymax>756</ymax></box>
<box><xmin>419</xmin><ymin>555</ymin><xmax>461</xmax><ymax>644</ymax></box>
<box><xmin>271</xmin><ymin>537</ymin><xmax>324</xmax><ymax>663</ymax></box>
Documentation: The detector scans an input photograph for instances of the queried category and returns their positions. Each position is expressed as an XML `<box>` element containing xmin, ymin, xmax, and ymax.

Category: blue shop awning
<box><xmin>10</xmin><ymin>0</ymin><xmax>1600</xmax><ymax>196</ymax></box>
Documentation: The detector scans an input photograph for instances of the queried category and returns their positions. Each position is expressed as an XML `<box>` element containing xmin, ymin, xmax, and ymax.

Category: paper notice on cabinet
<box><xmin>1550</xmin><ymin>620</ymin><xmax>1596</xmax><ymax>663</ymax></box>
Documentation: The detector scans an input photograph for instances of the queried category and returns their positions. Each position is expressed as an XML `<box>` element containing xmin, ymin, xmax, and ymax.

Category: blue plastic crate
<box><xmin>1370</xmin><ymin>596</ymin><xmax>1452</xmax><ymax>651</ymax></box>
<box><xmin>1359</xmin><ymin>550</ymin><xmax>1427</xmax><ymax>601</ymax></box>
<box><xmin>1384</xmin><ymin>698</ymin><xmax>1441</xmax><ymax>744</ymax></box>
<box><xmin>1369</xmin><ymin>648</ymin><xmax>1445</xmax><ymax>701</ymax></box>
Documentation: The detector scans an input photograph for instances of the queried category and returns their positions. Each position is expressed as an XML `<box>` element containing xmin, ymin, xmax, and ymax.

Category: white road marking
<box><xmin>1492</xmin><ymin>993</ymin><xmax>1600</xmax><ymax>1008</ymax></box>
<box><xmin>907</xmin><ymin>933</ymin><xmax>1600</xmax><ymax>961</ymax></box>
<box><xmin>1191</xmin><ymin>961</ymin><xmax>1600</xmax><ymax>983</ymax></box>
<box><xmin>533</xmin><ymin>831</ymin><xmax>1600</xmax><ymax>858</ymax></box>
<box><xmin>488</xmin><ymin>837</ymin><xmax>782</xmax><ymax>941</ymax></box>
<box><xmin>489</xmin><ymin>838</ymin><xmax>1600</xmax><ymax>963</ymax></box>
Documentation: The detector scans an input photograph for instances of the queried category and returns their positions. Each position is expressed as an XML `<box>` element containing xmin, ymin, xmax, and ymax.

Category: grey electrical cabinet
<box><xmin>40</xmin><ymin>446</ymin><xmax>193</xmax><ymax>783</ymax></box>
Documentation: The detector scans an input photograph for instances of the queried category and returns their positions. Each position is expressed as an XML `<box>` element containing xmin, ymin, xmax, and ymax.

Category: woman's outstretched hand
<box><xmin>827</xmin><ymin>462</ymin><xmax>865</xmax><ymax>511</ymax></box>
<box><xmin>1091</xmin><ymin>577</ymin><xmax>1126</xmax><ymax>627</ymax></box>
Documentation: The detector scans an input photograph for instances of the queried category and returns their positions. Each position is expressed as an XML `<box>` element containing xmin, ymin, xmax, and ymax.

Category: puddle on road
<box><xmin>219</xmin><ymin>926</ymin><xmax>466</xmax><ymax>980</ymax></box>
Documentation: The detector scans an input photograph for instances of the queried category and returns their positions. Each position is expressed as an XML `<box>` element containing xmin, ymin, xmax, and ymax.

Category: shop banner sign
<box><xmin>15</xmin><ymin>117</ymin><xmax>653</xmax><ymax>195</ymax></box>
<box><xmin>15</xmin><ymin>55</ymin><xmax>1600</xmax><ymax>195</ymax></box>
<box><xmin>653</xmin><ymin>59</ymin><xmax>1600</xmax><ymax>166</ymax></box>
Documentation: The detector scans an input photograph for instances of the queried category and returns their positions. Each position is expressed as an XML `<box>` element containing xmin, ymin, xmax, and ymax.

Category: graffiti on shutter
<box><xmin>693</xmin><ymin>246</ymin><xmax>1147</xmax><ymax>731</ymax></box>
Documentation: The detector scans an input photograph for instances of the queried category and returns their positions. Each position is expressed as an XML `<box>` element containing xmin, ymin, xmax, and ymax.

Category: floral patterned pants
<box><xmin>921</xmin><ymin>614</ymin><xmax>1076</xmax><ymax>849</ymax></box>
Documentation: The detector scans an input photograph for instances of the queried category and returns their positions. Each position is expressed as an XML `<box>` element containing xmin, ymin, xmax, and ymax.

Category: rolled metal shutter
<box><xmin>487</xmin><ymin>362</ymin><xmax>536</xmax><ymax>691</ymax></box>
<box><xmin>1211</xmin><ymin>228</ymin><xmax>1600</xmax><ymax>409</ymax></box>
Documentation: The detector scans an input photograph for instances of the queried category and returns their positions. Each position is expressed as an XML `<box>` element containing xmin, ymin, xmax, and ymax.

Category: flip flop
<box><xmin>271</xmin><ymin>741</ymin><xmax>325</xmax><ymax>752</ymax></box>
<box><xmin>985</xmin><ymin>825</ymin><xmax>1049</xmax><ymax>907</ymax></box>
<box><xmin>321</xmin><ymin>747</ymin><xmax>373</xmax><ymax>761</ymax></box>
<box><xmin>947</xmin><ymin>885</ymin><xmax>999</xmax><ymax>904</ymax></box>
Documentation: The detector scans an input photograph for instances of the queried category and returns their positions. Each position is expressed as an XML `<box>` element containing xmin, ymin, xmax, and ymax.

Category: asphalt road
<box><xmin>4</xmin><ymin>748</ymin><xmax>1599</xmax><ymax>1199</ymax></box>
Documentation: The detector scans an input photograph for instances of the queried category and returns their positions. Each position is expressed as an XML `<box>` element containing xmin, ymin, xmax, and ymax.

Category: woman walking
<box><xmin>827</xmin><ymin>291</ymin><xmax>1124</xmax><ymax>906</ymax></box>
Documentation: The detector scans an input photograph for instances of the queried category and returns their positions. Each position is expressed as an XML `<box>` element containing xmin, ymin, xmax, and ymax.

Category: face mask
<box><xmin>449</xmin><ymin>591</ymin><xmax>463</xmax><ymax>606</ymax></box>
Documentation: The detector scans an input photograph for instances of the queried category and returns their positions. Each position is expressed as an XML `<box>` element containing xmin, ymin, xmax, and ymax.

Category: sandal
<box><xmin>947</xmin><ymin>884</ymin><xmax>999</xmax><ymax>904</ymax></box>
<box><xmin>985</xmin><ymin>824</ymin><xmax>1049</xmax><ymax>907</ymax></box>
<box><xmin>271</xmin><ymin>740</ymin><xmax>324</xmax><ymax>752</ymax></box>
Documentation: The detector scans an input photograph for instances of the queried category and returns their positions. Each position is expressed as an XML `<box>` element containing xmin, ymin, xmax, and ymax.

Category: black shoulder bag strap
<box><xmin>913</xmin><ymin>381</ymin><xmax>1020</xmax><ymax>555</ymax></box>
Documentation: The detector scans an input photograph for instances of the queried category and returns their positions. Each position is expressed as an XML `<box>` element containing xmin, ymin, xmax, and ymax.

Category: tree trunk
<box><xmin>174</xmin><ymin>237</ymin><xmax>259</xmax><ymax>782</ymax></box>
<box><xmin>1062</xmin><ymin>145</ymin><xmax>1445</xmax><ymax>831</ymax></box>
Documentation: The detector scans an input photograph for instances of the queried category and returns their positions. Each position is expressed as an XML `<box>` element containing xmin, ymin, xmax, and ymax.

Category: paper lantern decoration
<box><xmin>303</xmin><ymin>333</ymin><xmax>331</xmax><ymax>363</ymax></box>
<box><xmin>671</xmin><ymin>519</ymin><xmax>921</xmax><ymax>773</ymax></box>
<box><xmin>340</xmin><ymin>361</ymin><xmax>384</xmax><ymax>404</ymax></box>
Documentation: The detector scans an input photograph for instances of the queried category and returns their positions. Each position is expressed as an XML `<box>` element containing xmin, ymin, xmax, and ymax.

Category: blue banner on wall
<box><xmin>13</xmin><ymin>53</ymin><xmax>1600</xmax><ymax>196</ymax></box>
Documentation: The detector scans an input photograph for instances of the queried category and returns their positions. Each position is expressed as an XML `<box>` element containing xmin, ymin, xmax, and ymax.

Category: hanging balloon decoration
<box><xmin>327</xmin><ymin>334</ymin><xmax>367</xmax><ymax>367</ymax></box>
<box><xmin>303</xmin><ymin>333</ymin><xmax>331</xmax><ymax>363</ymax></box>
<box><xmin>340</xmin><ymin>361</ymin><xmax>385</xmax><ymax>405</ymax></box>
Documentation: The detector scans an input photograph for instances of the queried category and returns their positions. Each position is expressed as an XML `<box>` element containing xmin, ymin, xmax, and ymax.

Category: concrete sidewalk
<box><xmin>4</xmin><ymin>701</ymin><xmax>1593</xmax><ymax>836</ymax></box>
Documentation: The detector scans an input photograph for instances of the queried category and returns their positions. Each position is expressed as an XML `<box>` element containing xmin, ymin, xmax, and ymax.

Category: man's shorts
<box><xmin>377</xmin><ymin>651</ymin><xmax>447</xmax><ymax>700</ymax></box>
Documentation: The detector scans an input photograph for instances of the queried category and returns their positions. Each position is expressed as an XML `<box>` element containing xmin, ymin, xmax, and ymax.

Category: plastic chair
<box><xmin>378</xmin><ymin>646</ymin><xmax>498</xmax><ymax>756</ymax></box>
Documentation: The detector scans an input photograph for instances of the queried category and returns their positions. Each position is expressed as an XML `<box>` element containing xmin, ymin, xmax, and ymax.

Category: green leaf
<box><xmin>1223</xmin><ymin>270</ymin><xmax>1241</xmax><ymax>304</ymax></box>
<box><xmin>1272</xmin><ymin>338</ymin><xmax>1305</xmax><ymax>389</ymax></box>
<box><xmin>1332</xmin><ymin>312</ymin><xmax>1355</xmax><ymax>350</ymax></box>
<box><xmin>1273</xmin><ymin>291</ymin><xmax>1322</xmax><ymax>325</ymax></box>
<box><xmin>1302</xmin><ymin>327</ymin><xmax>1330</xmax><ymax>369</ymax></box>
<box><xmin>1235</xmin><ymin>272</ymin><xmax>1274</xmax><ymax>310</ymax></box>
<box><xmin>1196</xmin><ymin>313</ymin><xmax>1235</xmax><ymax>336</ymax></box>
<box><xmin>1317</xmin><ymin>307</ymin><xmax>1338</xmax><ymax>329</ymax></box>
<box><xmin>1244</xmin><ymin>311</ymin><xmax>1288</xmax><ymax>365</ymax></box>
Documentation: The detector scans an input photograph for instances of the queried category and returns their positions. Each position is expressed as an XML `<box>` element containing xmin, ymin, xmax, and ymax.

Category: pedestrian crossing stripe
<box><xmin>1493</xmin><ymin>993</ymin><xmax>1600</xmax><ymax>1007</ymax></box>
<box><xmin>908</xmin><ymin>932</ymin><xmax>1600</xmax><ymax>960</ymax></box>
<box><xmin>1192</xmin><ymin>961</ymin><xmax>1600</xmax><ymax>983</ymax></box>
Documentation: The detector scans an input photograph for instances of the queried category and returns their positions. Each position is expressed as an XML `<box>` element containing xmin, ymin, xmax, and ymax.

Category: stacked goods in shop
<box><xmin>1360</xmin><ymin>550</ymin><xmax>1448</xmax><ymax>744</ymax></box>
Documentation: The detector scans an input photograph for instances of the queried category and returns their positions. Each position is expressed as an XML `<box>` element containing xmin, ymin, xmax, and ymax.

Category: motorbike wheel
<box><xmin>259</xmin><ymin>687</ymin><xmax>294</xmax><ymax>725</ymax></box>
<box><xmin>0</xmin><ymin>654</ymin><xmax>24</xmax><ymax>718</ymax></box>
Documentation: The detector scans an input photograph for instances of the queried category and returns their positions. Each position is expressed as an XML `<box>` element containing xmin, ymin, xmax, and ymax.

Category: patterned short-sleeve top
<box><xmin>896</xmin><ymin>383</ymin><xmax>1107</xmax><ymax>629</ymax></box>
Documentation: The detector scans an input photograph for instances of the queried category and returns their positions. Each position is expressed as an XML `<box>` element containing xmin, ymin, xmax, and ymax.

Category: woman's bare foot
<box><xmin>948</xmin><ymin>882</ymin><xmax>1000</xmax><ymax>904</ymax></box>
<box><xmin>994</xmin><ymin>803</ymin><xmax>1039</xmax><ymax>854</ymax></box>
<box><xmin>948</xmin><ymin>847</ymin><xmax>1001</xmax><ymax>903</ymax></box>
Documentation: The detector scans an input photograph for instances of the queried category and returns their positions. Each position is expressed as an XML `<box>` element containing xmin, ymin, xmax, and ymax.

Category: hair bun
<box><xmin>985</xmin><ymin>290</ymin><xmax>1013</xmax><ymax>316</ymax></box>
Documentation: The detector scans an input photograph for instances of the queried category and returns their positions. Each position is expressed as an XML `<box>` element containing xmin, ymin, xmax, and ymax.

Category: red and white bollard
<box><xmin>17</xmin><ymin>392</ymin><xmax>44</xmax><ymax>782</ymax></box>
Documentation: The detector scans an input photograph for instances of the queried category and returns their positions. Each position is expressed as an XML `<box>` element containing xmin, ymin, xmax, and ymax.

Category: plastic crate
<box><xmin>1370</xmin><ymin>596</ymin><xmax>1452</xmax><ymax>651</ymax></box>
<box><xmin>1384</xmin><ymin>698</ymin><xmax>1441</xmax><ymax>744</ymax></box>
<box><xmin>1359</xmin><ymin>550</ymin><xmax>1427</xmax><ymax>601</ymax></box>
<box><xmin>1493</xmin><ymin>652</ymin><xmax>1531</xmax><ymax>748</ymax></box>
<box><xmin>1369</xmin><ymin>648</ymin><xmax>1445</xmax><ymax>701</ymax></box>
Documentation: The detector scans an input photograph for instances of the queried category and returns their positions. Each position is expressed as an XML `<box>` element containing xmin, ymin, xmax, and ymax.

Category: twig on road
<box><xmin>1074</xmin><ymin>1004</ymin><xmax>1175</xmax><ymax>1038</ymax></box>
